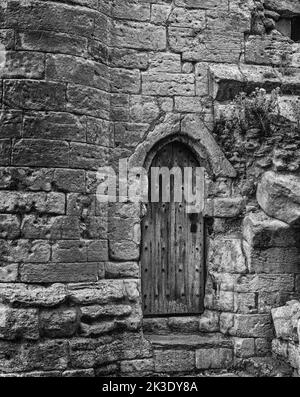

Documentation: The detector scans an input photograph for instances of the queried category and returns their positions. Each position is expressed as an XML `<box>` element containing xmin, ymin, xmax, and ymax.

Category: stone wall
<box><xmin>0</xmin><ymin>0</ymin><xmax>299</xmax><ymax>376</ymax></box>
<box><xmin>0</xmin><ymin>0</ymin><xmax>149</xmax><ymax>377</ymax></box>
<box><xmin>272</xmin><ymin>300</ymin><xmax>300</xmax><ymax>376</ymax></box>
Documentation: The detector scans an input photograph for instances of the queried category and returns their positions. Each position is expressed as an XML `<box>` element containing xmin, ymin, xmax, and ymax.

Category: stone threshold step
<box><xmin>144</xmin><ymin>333</ymin><xmax>232</xmax><ymax>349</ymax></box>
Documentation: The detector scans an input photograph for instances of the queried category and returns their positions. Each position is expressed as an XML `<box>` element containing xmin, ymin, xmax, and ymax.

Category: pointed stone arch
<box><xmin>128</xmin><ymin>113</ymin><xmax>237</xmax><ymax>178</ymax></box>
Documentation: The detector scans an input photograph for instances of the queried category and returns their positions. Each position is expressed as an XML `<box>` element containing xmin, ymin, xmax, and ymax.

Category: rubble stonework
<box><xmin>272</xmin><ymin>301</ymin><xmax>300</xmax><ymax>376</ymax></box>
<box><xmin>0</xmin><ymin>0</ymin><xmax>300</xmax><ymax>376</ymax></box>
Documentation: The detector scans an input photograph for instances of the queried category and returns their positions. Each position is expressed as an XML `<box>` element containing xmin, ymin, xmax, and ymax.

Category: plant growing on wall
<box><xmin>218</xmin><ymin>87</ymin><xmax>281</xmax><ymax>140</ymax></box>
<box><xmin>213</xmin><ymin>88</ymin><xmax>300</xmax><ymax>196</ymax></box>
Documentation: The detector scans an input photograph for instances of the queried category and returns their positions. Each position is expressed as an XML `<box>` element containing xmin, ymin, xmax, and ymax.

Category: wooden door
<box><xmin>141</xmin><ymin>142</ymin><xmax>205</xmax><ymax>316</ymax></box>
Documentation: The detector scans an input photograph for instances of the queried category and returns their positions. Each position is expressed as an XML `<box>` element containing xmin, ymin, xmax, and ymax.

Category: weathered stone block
<box><xmin>169</xmin><ymin>7</ymin><xmax>206</xmax><ymax>28</ymax></box>
<box><xmin>0</xmin><ymin>283</ymin><xmax>66</xmax><ymax>307</ymax></box>
<box><xmin>114</xmin><ymin>122</ymin><xmax>149</xmax><ymax>148</ymax></box>
<box><xmin>0</xmin><ymin>341</ymin><xmax>25</xmax><ymax>372</ymax></box>
<box><xmin>0</xmin><ymin>110</ymin><xmax>22</xmax><ymax>139</ymax></box>
<box><xmin>94</xmin><ymin>363</ymin><xmax>119</xmax><ymax>376</ymax></box>
<box><xmin>24</xmin><ymin>340</ymin><xmax>69</xmax><ymax>371</ymax></box>
<box><xmin>19</xmin><ymin>262</ymin><xmax>100</xmax><ymax>283</ymax></box>
<box><xmin>143</xmin><ymin>317</ymin><xmax>169</xmax><ymax>334</ymax></box>
<box><xmin>16</xmin><ymin>30</ymin><xmax>88</xmax><ymax>58</ymax></box>
<box><xmin>168</xmin><ymin>317</ymin><xmax>200</xmax><ymax>333</ymax></box>
<box><xmin>79</xmin><ymin>321</ymin><xmax>117</xmax><ymax>337</ymax></box>
<box><xmin>196</xmin><ymin>348</ymin><xmax>233</xmax><ymax>369</ymax></box>
<box><xmin>4</xmin><ymin>1</ymin><xmax>96</xmax><ymax>37</ymax></box>
<box><xmin>206</xmin><ymin>9</ymin><xmax>251</xmax><ymax>33</ymax></box>
<box><xmin>272</xmin><ymin>301</ymin><xmax>300</xmax><ymax>342</ymax></box>
<box><xmin>109</xmin><ymin>217</ymin><xmax>140</xmax><ymax>242</ymax></box>
<box><xmin>0</xmin><ymin>167</ymin><xmax>85</xmax><ymax>193</ymax></box>
<box><xmin>0</xmin><ymin>214</ymin><xmax>20</xmax><ymax>238</ymax></box>
<box><xmin>223</xmin><ymin>314</ymin><xmax>274</xmax><ymax>338</ymax></box>
<box><xmin>243</xmin><ymin>211</ymin><xmax>296</xmax><ymax>249</ymax></box>
<box><xmin>109</xmin><ymin>240</ymin><xmax>140</xmax><ymax>261</ymax></box>
<box><xmin>67</xmin><ymin>84</ymin><xmax>110</xmax><ymax>119</ymax></box>
<box><xmin>272</xmin><ymin>339</ymin><xmax>289</xmax><ymax>361</ymax></box>
<box><xmin>21</xmin><ymin>215</ymin><xmax>81</xmax><ymax>240</ymax></box>
<box><xmin>23</xmin><ymin>111</ymin><xmax>86</xmax><ymax>142</ymax></box>
<box><xmin>69</xmin><ymin>338</ymin><xmax>97</xmax><ymax>369</ymax></box>
<box><xmin>174</xmin><ymin>96</ymin><xmax>212</xmax><ymax>114</ymax></box>
<box><xmin>154</xmin><ymin>349</ymin><xmax>195</xmax><ymax>373</ymax></box>
<box><xmin>112</xmin><ymin>0</ymin><xmax>150</xmax><ymax>21</ymax></box>
<box><xmin>40</xmin><ymin>308</ymin><xmax>78</xmax><ymax>338</ymax></box>
<box><xmin>93</xmin><ymin>11</ymin><xmax>109</xmax><ymax>43</ymax></box>
<box><xmin>233</xmin><ymin>338</ymin><xmax>255</xmax><ymax>358</ymax></box>
<box><xmin>95</xmin><ymin>333</ymin><xmax>152</xmax><ymax>366</ymax></box>
<box><xmin>114</xmin><ymin>21</ymin><xmax>167</xmax><ymax>51</ymax></box>
<box><xmin>149</xmin><ymin>53</ymin><xmax>181</xmax><ymax>73</ymax></box>
<box><xmin>110</xmin><ymin>48</ymin><xmax>149</xmax><ymax>70</ymax></box>
<box><xmin>257</xmin><ymin>171</ymin><xmax>300</xmax><ymax>226</ymax></box>
<box><xmin>2</xmin><ymin>51</ymin><xmax>45</xmax><ymax>79</ymax></box>
<box><xmin>0</xmin><ymin>28</ymin><xmax>14</xmax><ymax>50</ymax></box>
<box><xmin>120</xmin><ymin>358</ymin><xmax>154</xmax><ymax>374</ymax></box>
<box><xmin>244</xmin><ymin>240</ymin><xmax>300</xmax><ymax>274</ymax></box>
<box><xmin>235</xmin><ymin>274</ymin><xmax>294</xmax><ymax>294</ymax></box>
<box><xmin>62</xmin><ymin>369</ymin><xmax>94</xmax><ymax>377</ymax></box>
<box><xmin>210</xmin><ymin>197</ymin><xmax>245</xmax><ymax>218</ymax></box>
<box><xmin>111</xmin><ymin>68</ymin><xmax>141</xmax><ymax>94</ymax></box>
<box><xmin>142</xmin><ymin>72</ymin><xmax>195</xmax><ymax>96</ymax></box>
<box><xmin>129</xmin><ymin>95</ymin><xmax>160</xmax><ymax>123</ymax></box>
<box><xmin>12</xmin><ymin>139</ymin><xmax>69</xmax><ymax>167</ymax></box>
<box><xmin>234</xmin><ymin>293</ymin><xmax>257</xmax><ymax>314</ymax></box>
<box><xmin>105</xmin><ymin>262</ymin><xmax>139</xmax><ymax>279</ymax></box>
<box><xmin>169</xmin><ymin>27</ymin><xmax>243</xmax><ymax>63</ymax></box>
<box><xmin>209</xmin><ymin>238</ymin><xmax>247</xmax><ymax>274</ymax></box>
<box><xmin>256</xmin><ymin>338</ymin><xmax>272</xmax><ymax>356</ymax></box>
<box><xmin>68</xmin><ymin>280</ymin><xmax>125</xmax><ymax>305</ymax></box>
<box><xmin>245</xmin><ymin>33</ymin><xmax>293</xmax><ymax>65</ymax></box>
<box><xmin>46</xmin><ymin>53</ymin><xmax>109</xmax><ymax>91</ymax></box>
<box><xmin>258</xmin><ymin>291</ymin><xmax>293</xmax><ymax>314</ymax></box>
<box><xmin>174</xmin><ymin>0</ymin><xmax>228</xmax><ymax>9</ymax></box>
<box><xmin>199</xmin><ymin>310</ymin><xmax>220</xmax><ymax>333</ymax></box>
<box><xmin>52</xmin><ymin>240</ymin><xmax>107</xmax><ymax>263</ymax></box>
<box><xmin>151</xmin><ymin>4</ymin><xmax>172</xmax><ymax>24</ymax></box>
<box><xmin>0</xmin><ymin>264</ymin><xmax>18</xmax><ymax>282</ymax></box>
<box><xmin>0</xmin><ymin>139</ymin><xmax>11</xmax><ymax>165</ymax></box>
<box><xmin>0</xmin><ymin>239</ymin><xmax>50</xmax><ymax>263</ymax></box>
<box><xmin>80</xmin><ymin>304</ymin><xmax>132</xmax><ymax>321</ymax></box>
<box><xmin>0</xmin><ymin>191</ymin><xmax>65</xmax><ymax>215</ymax></box>
<box><xmin>208</xmin><ymin>63</ymin><xmax>281</xmax><ymax>101</ymax></box>
<box><xmin>109</xmin><ymin>202</ymin><xmax>141</xmax><ymax>219</ymax></box>
<box><xmin>289</xmin><ymin>343</ymin><xmax>300</xmax><ymax>373</ymax></box>
<box><xmin>67</xmin><ymin>194</ymin><xmax>107</xmax><ymax>217</ymax></box>
<box><xmin>110</xmin><ymin>93</ymin><xmax>130</xmax><ymax>122</ymax></box>
<box><xmin>69</xmin><ymin>143</ymin><xmax>109</xmax><ymax>170</ymax></box>
<box><xmin>88</xmin><ymin>240</ymin><xmax>108</xmax><ymax>261</ymax></box>
<box><xmin>123</xmin><ymin>279</ymin><xmax>140</xmax><ymax>303</ymax></box>
<box><xmin>205</xmin><ymin>289</ymin><xmax>234</xmax><ymax>312</ymax></box>
<box><xmin>86</xmin><ymin>117</ymin><xmax>114</xmax><ymax>147</ymax></box>
<box><xmin>0</xmin><ymin>307</ymin><xmax>39</xmax><ymax>340</ymax></box>
<box><xmin>80</xmin><ymin>217</ymin><xmax>108</xmax><ymax>241</ymax></box>
<box><xmin>4</xmin><ymin>80</ymin><xmax>66</xmax><ymax>111</ymax></box>
<box><xmin>0</xmin><ymin>340</ymin><xmax>68</xmax><ymax>372</ymax></box>
<box><xmin>207</xmin><ymin>272</ymin><xmax>240</xmax><ymax>293</ymax></box>
<box><xmin>264</xmin><ymin>0</ymin><xmax>300</xmax><ymax>14</ymax></box>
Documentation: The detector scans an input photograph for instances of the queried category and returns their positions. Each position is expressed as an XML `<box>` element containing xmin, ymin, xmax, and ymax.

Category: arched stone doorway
<box><xmin>141</xmin><ymin>141</ymin><xmax>206</xmax><ymax>316</ymax></box>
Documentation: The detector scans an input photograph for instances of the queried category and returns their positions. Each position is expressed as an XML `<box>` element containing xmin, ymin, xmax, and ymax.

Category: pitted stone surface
<box><xmin>257</xmin><ymin>172</ymin><xmax>300</xmax><ymax>225</ymax></box>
